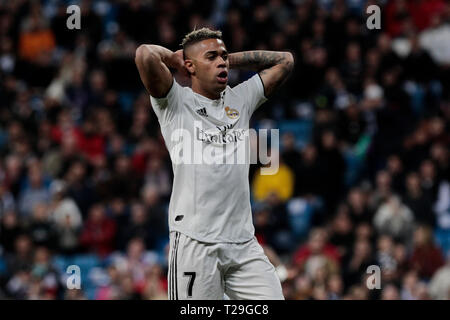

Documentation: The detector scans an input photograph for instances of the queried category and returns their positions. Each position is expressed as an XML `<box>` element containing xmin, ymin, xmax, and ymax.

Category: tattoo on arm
<box><xmin>229</xmin><ymin>51</ymin><xmax>287</xmax><ymax>71</ymax></box>
<box><xmin>229</xmin><ymin>50</ymin><xmax>294</xmax><ymax>97</ymax></box>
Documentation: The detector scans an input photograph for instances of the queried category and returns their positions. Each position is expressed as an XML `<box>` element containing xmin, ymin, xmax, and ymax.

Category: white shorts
<box><xmin>167</xmin><ymin>231</ymin><xmax>284</xmax><ymax>300</ymax></box>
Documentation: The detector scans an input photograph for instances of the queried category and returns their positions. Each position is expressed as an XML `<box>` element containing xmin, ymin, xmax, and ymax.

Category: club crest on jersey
<box><xmin>225</xmin><ymin>106</ymin><xmax>239</xmax><ymax>119</ymax></box>
<box><xmin>195</xmin><ymin>107</ymin><xmax>208</xmax><ymax>117</ymax></box>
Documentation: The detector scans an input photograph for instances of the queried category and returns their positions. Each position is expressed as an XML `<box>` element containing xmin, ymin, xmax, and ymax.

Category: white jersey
<box><xmin>150</xmin><ymin>74</ymin><xmax>267</xmax><ymax>243</ymax></box>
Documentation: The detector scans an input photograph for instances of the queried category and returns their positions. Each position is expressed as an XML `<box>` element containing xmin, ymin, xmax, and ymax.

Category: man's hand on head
<box><xmin>169</xmin><ymin>50</ymin><xmax>185</xmax><ymax>71</ymax></box>
<box><xmin>172</xmin><ymin>49</ymin><xmax>191</xmax><ymax>86</ymax></box>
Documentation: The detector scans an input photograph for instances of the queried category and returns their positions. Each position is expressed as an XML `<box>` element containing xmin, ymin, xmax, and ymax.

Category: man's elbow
<box><xmin>135</xmin><ymin>44</ymin><xmax>157</xmax><ymax>65</ymax></box>
<box><xmin>283</xmin><ymin>51</ymin><xmax>294</xmax><ymax>72</ymax></box>
<box><xmin>135</xmin><ymin>45</ymin><xmax>145</xmax><ymax>63</ymax></box>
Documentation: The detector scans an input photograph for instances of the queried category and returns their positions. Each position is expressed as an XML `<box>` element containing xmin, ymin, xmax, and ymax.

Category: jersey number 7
<box><xmin>183</xmin><ymin>272</ymin><xmax>196</xmax><ymax>298</ymax></box>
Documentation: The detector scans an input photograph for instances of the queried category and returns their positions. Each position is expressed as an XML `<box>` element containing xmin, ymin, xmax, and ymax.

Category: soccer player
<box><xmin>135</xmin><ymin>27</ymin><xmax>293</xmax><ymax>300</ymax></box>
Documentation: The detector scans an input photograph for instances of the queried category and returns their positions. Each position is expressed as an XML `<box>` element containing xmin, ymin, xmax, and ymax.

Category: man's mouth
<box><xmin>217</xmin><ymin>70</ymin><xmax>228</xmax><ymax>84</ymax></box>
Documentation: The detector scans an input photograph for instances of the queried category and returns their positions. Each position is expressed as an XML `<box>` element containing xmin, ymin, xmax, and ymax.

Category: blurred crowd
<box><xmin>0</xmin><ymin>0</ymin><xmax>449</xmax><ymax>300</ymax></box>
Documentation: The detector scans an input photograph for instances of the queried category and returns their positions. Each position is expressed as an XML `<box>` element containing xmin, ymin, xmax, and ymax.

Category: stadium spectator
<box><xmin>27</xmin><ymin>203</ymin><xmax>55</xmax><ymax>249</ymax></box>
<box><xmin>5</xmin><ymin>235</ymin><xmax>34</xmax><ymax>279</ymax></box>
<box><xmin>347</xmin><ymin>187</ymin><xmax>373</xmax><ymax>225</ymax></box>
<box><xmin>409</xmin><ymin>225</ymin><xmax>445</xmax><ymax>279</ymax></box>
<box><xmin>292</xmin><ymin>228</ymin><xmax>340</xmax><ymax>275</ymax></box>
<box><xmin>0</xmin><ymin>211</ymin><xmax>23</xmax><ymax>254</ymax></box>
<box><xmin>117</xmin><ymin>202</ymin><xmax>152</xmax><ymax>251</ymax></box>
<box><xmin>18</xmin><ymin>2</ymin><xmax>55</xmax><ymax>63</ymax></box>
<box><xmin>252</xmin><ymin>159</ymin><xmax>295</xmax><ymax>202</ymax></box>
<box><xmin>281</xmin><ymin>131</ymin><xmax>302</xmax><ymax>174</ymax></box>
<box><xmin>79</xmin><ymin>203</ymin><xmax>116</xmax><ymax>257</ymax></box>
<box><xmin>373</xmin><ymin>194</ymin><xmax>415</xmax><ymax>243</ymax></box>
<box><xmin>402</xmin><ymin>172</ymin><xmax>435</xmax><ymax>227</ymax></box>
<box><xmin>28</xmin><ymin>246</ymin><xmax>61</xmax><ymax>299</ymax></box>
<box><xmin>342</xmin><ymin>238</ymin><xmax>376</xmax><ymax>289</ymax></box>
<box><xmin>428</xmin><ymin>253</ymin><xmax>450</xmax><ymax>299</ymax></box>
<box><xmin>49</xmin><ymin>179</ymin><xmax>83</xmax><ymax>254</ymax></box>
<box><xmin>18</xmin><ymin>162</ymin><xmax>51</xmax><ymax>219</ymax></box>
<box><xmin>381</xmin><ymin>283</ymin><xmax>400</xmax><ymax>300</ymax></box>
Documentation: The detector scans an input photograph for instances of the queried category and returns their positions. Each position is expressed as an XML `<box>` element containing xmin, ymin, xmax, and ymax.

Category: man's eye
<box><xmin>222</xmin><ymin>55</ymin><xmax>228</xmax><ymax>61</ymax></box>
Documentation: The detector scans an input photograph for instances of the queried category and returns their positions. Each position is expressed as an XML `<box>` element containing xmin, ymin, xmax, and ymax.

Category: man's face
<box><xmin>184</xmin><ymin>38</ymin><xmax>229</xmax><ymax>95</ymax></box>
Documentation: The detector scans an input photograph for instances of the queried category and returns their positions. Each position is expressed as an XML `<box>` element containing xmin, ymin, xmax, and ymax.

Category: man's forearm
<box><xmin>229</xmin><ymin>50</ymin><xmax>294</xmax><ymax>97</ymax></box>
<box><xmin>136</xmin><ymin>44</ymin><xmax>177</xmax><ymax>68</ymax></box>
<box><xmin>228</xmin><ymin>50</ymin><xmax>292</xmax><ymax>72</ymax></box>
<box><xmin>135</xmin><ymin>44</ymin><xmax>183</xmax><ymax>96</ymax></box>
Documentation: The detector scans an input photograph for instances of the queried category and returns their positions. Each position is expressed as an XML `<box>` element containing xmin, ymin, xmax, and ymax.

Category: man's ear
<box><xmin>185</xmin><ymin>60</ymin><xmax>195</xmax><ymax>76</ymax></box>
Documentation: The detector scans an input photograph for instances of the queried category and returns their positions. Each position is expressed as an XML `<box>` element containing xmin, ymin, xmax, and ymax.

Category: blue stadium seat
<box><xmin>85</xmin><ymin>287</ymin><xmax>98</xmax><ymax>300</ymax></box>
<box><xmin>286</xmin><ymin>197</ymin><xmax>315</xmax><ymax>241</ymax></box>
<box><xmin>52</xmin><ymin>255</ymin><xmax>70</xmax><ymax>274</ymax></box>
<box><xmin>435</xmin><ymin>228</ymin><xmax>450</xmax><ymax>257</ymax></box>
<box><xmin>119</xmin><ymin>92</ymin><xmax>135</xmax><ymax>114</ymax></box>
<box><xmin>254</xmin><ymin>119</ymin><xmax>313</xmax><ymax>151</ymax></box>
<box><xmin>343</xmin><ymin>150</ymin><xmax>362</xmax><ymax>187</ymax></box>
<box><xmin>73</xmin><ymin>254</ymin><xmax>101</xmax><ymax>274</ymax></box>
<box><xmin>279</xmin><ymin>120</ymin><xmax>313</xmax><ymax>150</ymax></box>
<box><xmin>0</xmin><ymin>256</ymin><xmax>7</xmax><ymax>276</ymax></box>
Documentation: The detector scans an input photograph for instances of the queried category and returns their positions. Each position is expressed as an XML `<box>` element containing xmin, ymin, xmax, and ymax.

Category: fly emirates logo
<box><xmin>168</xmin><ymin>121</ymin><xmax>280</xmax><ymax>174</ymax></box>
<box><xmin>196</xmin><ymin>124</ymin><xmax>247</xmax><ymax>145</ymax></box>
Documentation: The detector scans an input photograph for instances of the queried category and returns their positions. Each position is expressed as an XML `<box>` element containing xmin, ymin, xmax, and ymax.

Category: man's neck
<box><xmin>191</xmin><ymin>82</ymin><xmax>221</xmax><ymax>100</ymax></box>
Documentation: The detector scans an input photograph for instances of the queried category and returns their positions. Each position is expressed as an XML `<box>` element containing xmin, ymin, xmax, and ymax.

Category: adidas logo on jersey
<box><xmin>196</xmin><ymin>108</ymin><xmax>208</xmax><ymax>117</ymax></box>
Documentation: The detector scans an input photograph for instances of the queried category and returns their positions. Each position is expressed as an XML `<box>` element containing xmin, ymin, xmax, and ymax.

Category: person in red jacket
<box><xmin>410</xmin><ymin>225</ymin><xmax>445</xmax><ymax>279</ymax></box>
<box><xmin>80</xmin><ymin>203</ymin><xmax>117</xmax><ymax>257</ymax></box>
<box><xmin>292</xmin><ymin>228</ymin><xmax>341</xmax><ymax>270</ymax></box>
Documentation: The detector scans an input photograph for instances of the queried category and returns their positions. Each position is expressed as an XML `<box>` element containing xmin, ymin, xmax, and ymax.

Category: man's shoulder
<box><xmin>150</xmin><ymin>79</ymin><xmax>191</xmax><ymax>111</ymax></box>
<box><xmin>169</xmin><ymin>78</ymin><xmax>193</xmax><ymax>99</ymax></box>
<box><xmin>228</xmin><ymin>74</ymin><xmax>265</xmax><ymax>97</ymax></box>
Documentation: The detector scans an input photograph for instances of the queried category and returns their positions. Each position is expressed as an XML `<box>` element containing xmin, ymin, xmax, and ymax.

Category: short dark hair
<box><xmin>181</xmin><ymin>27</ymin><xmax>222</xmax><ymax>52</ymax></box>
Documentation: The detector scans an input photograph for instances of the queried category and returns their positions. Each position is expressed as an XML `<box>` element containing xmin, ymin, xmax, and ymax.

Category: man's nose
<box><xmin>217</xmin><ymin>57</ymin><xmax>227</xmax><ymax>67</ymax></box>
